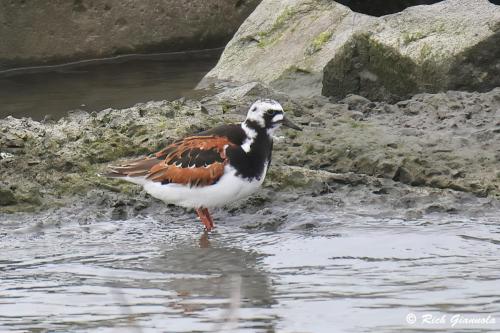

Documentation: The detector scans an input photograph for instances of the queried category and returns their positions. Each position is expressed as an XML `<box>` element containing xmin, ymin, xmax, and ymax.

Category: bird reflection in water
<box><xmin>198</xmin><ymin>231</ymin><xmax>211</xmax><ymax>249</ymax></box>
<box><xmin>146</xmin><ymin>230</ymin><xmax>278</xmax><ymax>331</ymax></box>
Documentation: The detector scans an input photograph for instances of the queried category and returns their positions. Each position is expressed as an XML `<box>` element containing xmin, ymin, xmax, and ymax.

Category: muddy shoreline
<box><xmin>1</xmin><ymin>85</ymin><xmax>499</xmax><ymax>224</ymax></box>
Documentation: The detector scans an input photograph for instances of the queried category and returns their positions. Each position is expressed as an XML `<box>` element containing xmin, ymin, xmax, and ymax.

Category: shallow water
<box><xmin>1</xmin><ymin>207</ymin><xmax>499</xmax><ymax>332</ymax></box>
<box><xmin>0</xmin><ymin>50</ymin><xmax>220</xmax><ymax>120</ymax></box>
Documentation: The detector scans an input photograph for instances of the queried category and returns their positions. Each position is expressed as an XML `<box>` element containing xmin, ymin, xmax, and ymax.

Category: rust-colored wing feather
<box><xmin>107</xmin><ymin>136</ymin><xmax>235</xmax><ymax>187</ymax></box>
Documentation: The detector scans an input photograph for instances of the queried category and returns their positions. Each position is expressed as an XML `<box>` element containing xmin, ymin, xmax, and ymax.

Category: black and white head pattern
<box><xmin>245</xmin><ymin>99</ymin><xmax>285</xmax><ymax>133</ymax></box>
<box><xmin>240</xmin><ymin>99</ymin><xmax>286</xmax><ymax>153</ymax></box>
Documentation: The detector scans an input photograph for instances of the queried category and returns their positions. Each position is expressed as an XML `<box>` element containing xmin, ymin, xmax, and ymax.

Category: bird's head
<box><xmin>244</xmin><ymin>99</ymin><xmax>302</xmax><ymax>134</ymax></box>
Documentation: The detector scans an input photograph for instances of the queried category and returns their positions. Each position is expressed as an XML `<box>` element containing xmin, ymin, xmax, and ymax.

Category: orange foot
<box><xmin>195</xmin><ymin>207</ymin><xmax>215</xmax><ymax>232</ymax></box>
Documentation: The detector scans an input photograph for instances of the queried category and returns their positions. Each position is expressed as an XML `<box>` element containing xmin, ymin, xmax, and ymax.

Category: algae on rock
<box><xmin>0</xmin><ymin>101</ymin><xmax>219</xmax><ymax>213</ymax></box>
<box><xmin>204</xmin><ymin>0</ymin><xmax>500</xmax><ymax>101</ymax></box>
<box><xmin>322</xmin><ymin>0</ymin><xmax>500</xmax><ymax>101</ymax></box>
<box><xmin>201</xmin><ymin>0</ymin><xmax>374</xmax><ymax>97</ymax></box>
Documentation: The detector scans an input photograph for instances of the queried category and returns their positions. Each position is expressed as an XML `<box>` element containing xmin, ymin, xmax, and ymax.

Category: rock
<box><xmin>0</xmin><ymin>187</ymin><xmax>16</xmax><ymax>206</ymax></box>
<box><xmin>0</xmin><ymin>0</ymin><xmax>260</xmax><ymax>69</ymax></box>
<box><xmin>0</xmin><ymin>152</ymin><xmax>14</xmax><ymax>160</ymax></box>
<box><xmin>0</xmin><ymin>85</ymin><xmax>499</xmax><ymax>215</ymax></box>
<box><xmin>205</xmin><ymin>0</ymin><xmax>499</xmax><ymax>102</ymax></box>
<box><xmin>241</xmin><ymin>213</ymin><xmax>287</xmax><ymax>231</ymax></box>
<box><xmin>323</xmin><ymin>0</ymin><xmax>500</xmax><ymax>101</ymax></box>
<box><xmin>211</xmin><ymin>82</ymin><xmax>274</xmax><ymax>103</ymax></box>
<box><xmin>404</xmin><ymin>209</ymin><xmax>424</xmax><ymax>220</ymax></box>
<box><xmin>201</xmin><ymin>0</ymin><xmax>375</xmax><ymax>96</ymax></box>
<box><xmin>340</xmin><ymin>94</ymin><xmax>371</xmax><ymax>110</ymax></box>
<box><xmin>202</xmin><ymin>82</ymin><xmax>278</xmax><ymax>115</ymax></box>
<box><xmin>0</xmin><ymin>100</ymin><xmax>220</xmax><ymax>212</ymax></box>
<box><xmin>345</xmin><ymin>110</ymin><xmax>364</xmax><ymax>120</ymax></box>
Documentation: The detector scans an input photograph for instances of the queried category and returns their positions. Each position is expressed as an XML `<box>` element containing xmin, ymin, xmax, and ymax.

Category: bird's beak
<box><xmin>282</xmin><ymin>116</ymin><xmax>302</xmax><ymax>131</ymax></box>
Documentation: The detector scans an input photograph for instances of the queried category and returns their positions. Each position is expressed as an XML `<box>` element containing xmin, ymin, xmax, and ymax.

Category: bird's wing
<box><xmin>107</xmin><ymin>135</ymin><xmax>236</xmax><ymax>186</ymax></box>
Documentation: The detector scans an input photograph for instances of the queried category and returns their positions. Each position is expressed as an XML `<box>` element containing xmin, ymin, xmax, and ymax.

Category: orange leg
<box><xmin>195</xmin><ymin>208</ymin><xmax>214</xmax><ymax>232</ymax></box>
<box><xmin>201</xmin><ymin>207</ymin><xmax>214</xmax><ymax>230</ymax></box>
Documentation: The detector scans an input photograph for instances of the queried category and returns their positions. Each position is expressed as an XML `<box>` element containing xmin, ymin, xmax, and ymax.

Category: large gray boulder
<box><xmin>201</xmin><ymin>0</ymin><xmax>375</xmax><ymax>97</ymax></box>
<box><xmin>203</xmin><ymin>0</ymin><xmax>500</xmax><ymax>101</ymax></box>
<box><xmin>0</xmin><ymin>0</ymin><xmax>260</xmax><ymax>69</ymax></box>
<box><xmin>323</xmin><ymin>0</ymin><xmax>500</xmax><ymax>101</ymax></box>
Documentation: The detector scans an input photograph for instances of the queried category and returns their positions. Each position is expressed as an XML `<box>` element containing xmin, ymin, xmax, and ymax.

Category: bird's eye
<box><xmin>267</xmin><ymin>109</ymin><xmax>279</xmax><ymax>116</ymax></box>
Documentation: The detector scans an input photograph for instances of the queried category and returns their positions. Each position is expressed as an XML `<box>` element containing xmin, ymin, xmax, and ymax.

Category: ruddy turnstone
<box><xmin>106</xmin><ymin>99</ymin><xmax>301</xmax><ymax>231</ymax></box>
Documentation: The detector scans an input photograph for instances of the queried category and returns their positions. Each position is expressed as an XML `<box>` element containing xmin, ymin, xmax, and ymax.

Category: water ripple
<box><xmin>0</xmin><ymin>210</ymin><xmax>499</xmax><ymax>332</ymax></box>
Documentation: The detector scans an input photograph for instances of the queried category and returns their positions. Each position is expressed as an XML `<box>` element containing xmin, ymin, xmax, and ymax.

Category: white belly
<box><xmin>136</xmin><ymin>164</ymin><xmax>266</xmax><ymax>208</ymax></box>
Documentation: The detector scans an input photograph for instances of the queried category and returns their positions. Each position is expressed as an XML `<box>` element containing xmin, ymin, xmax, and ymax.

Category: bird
<box><xmin>105</xmin><ymin>99</ymin><xmax>302</xmax><ymax>232</ymax></box>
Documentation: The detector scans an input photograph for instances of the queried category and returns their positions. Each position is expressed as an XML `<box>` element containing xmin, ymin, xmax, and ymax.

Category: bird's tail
<box><xmin>102</xmin><ymin>157</ymin><xmax>161</xmax><ymax>179</ymax></box>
